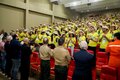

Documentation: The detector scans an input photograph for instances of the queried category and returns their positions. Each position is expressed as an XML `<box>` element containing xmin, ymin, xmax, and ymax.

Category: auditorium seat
<box><xmin>92</xmin><ymin>67</ymin><xmax>96</xmax><ymax>80</ymax></box>
<box><xmin>67</xmin><ymin>48</ymin><xmax>80</xmax><ymax>56</ymax></box>
<box><xmin>96</xmin><ymin>44</ymin><xmax>100</xmax><ymax>53</ymax></box>
<box><xmin>67</xmin><ymin>48</ymin><xmax>71</xmax><ymax>56</ymax></box>
<box><xmin>74</xmin><ymin>49</ymin><xmax>80</xmax><ymax>53</ymax></box>
<box><xmin>96</xmin><ymin>52</ymin><xmax>108</xmax><ymax>70</ymax></box>
<box><xmin>50</xmin><ymin>58</ymin><xmax>55</xmax><ymax>76</ymax></box>
<box><xmin>100</xmin><ymin>65</ymin><xmax>117</xmax><ymax>80</ymax></box>
<box><xmin>67</xmin><ymin>60</ymin><xmax>75</xmax><ymax>80</ymax></box>
<box><xmin>30</xmin><ymin>52</ymin><xmax>40</xmax><ymax>73</ymax></box>
<box><xmin>74</xmin><ymin>40</ymin><xmax>79</xmax><ymax>49</ymax></box>
<box><xmin>87</xmin><ymin>50</ymin><xmax>94</xmax><ymax>54</ymax></box>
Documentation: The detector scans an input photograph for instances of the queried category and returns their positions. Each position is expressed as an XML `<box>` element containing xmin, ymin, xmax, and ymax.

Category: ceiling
<box><xmin>50</xmin><ymin>0</ymin><xmax>120</xmax><ymax>13</ymax></box>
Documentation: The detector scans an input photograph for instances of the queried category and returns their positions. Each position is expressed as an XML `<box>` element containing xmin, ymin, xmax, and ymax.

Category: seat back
<box><xmin>96</xmin><ymin>52</ymin><xmax>108</xmax><ymax>70</ymax></box>
<box><xmin>67</xmin><ymin>48</ymin><xmax>80</xmax><ymax>56</ymax></box>
<box><xmin>100</xmin><ymin>65</ymin><xmax>117</xmax><ymax>80</ymax></box>
<box><xmin>50</xmin><ymin>58</ymin><xmax>55</xmax><ymax>76</ymax></box>
<box><xmin>74</xmin><ymin>49</ymin><xmax>80</xmax><ymax>53</ymax></box>
<box><xmin>87</xmin><ymin>50</ymin><xmax>94</xmax><ymax>55</ymax></box>
<box><xmin>30</xmin><ymin>52</ymin><xmax>40</xmax><ymax>65</ymax></box>
<box><xmin>67</xmin><ymin>48</ymin><xmax>71</xmax><ymax>56</ymax></box>
<box><xmin>67</xmin><ymin>60</ymin><xmax>75</xmax><ymax>80</ymax></box>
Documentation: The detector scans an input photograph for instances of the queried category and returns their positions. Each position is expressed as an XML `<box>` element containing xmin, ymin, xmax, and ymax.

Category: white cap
<box><xmin>23</xmin><ymin>38</ymin><xmax>29</xmax><ymax>43</ymax></box>
<box><xmin>79</xmin><ymin>41</ymin><xmax>88</xmax><ymax>49</ymax></box>
<box><xmin>6</xmin><ymin>35</ymin><xmax>13</xmax><ymax>41</ymax></box>
<box><xmin>102</xmin><ymin>26</ymin><xmax>109</xmax><ymax>29</ymax></box>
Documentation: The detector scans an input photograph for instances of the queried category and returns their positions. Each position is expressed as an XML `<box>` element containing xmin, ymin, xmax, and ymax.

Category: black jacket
<box><xmin>10</xmin><ymin>39</ymin><xmax>21</xmax><ymax>59</ymax></box>
<box><xmin>73</xmin><ymin>49</ymin><xmax>94</xmax><ymax>75</ymax></box>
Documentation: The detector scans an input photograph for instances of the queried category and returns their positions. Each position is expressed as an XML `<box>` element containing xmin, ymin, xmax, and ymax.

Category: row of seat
<box><xmin>30</xmin><ymin>49</ymin><xmax>117</xmax><ymax>80</ymax></box>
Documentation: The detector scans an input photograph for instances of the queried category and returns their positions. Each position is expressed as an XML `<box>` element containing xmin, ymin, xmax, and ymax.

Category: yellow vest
<box><xmin>88</xmin><ymin>32</ymin><xmax>98</xmax><ymax>47</ymax></box>
<box><xmin>68</xmin><ymin>37</ymin><xmax>76</xmax><ymax>47</ymax></box>
<box><xmin>78</xmin><ymin>36</ymin><xmax>86</xmax><ymax>44</ymax></box>
<box><xmin>99</xmin><ymin>32</ymin><xmax>113</xmax><ymax>49</ymax></box>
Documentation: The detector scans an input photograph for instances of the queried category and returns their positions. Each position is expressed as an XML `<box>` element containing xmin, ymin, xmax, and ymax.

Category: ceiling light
<box><xmin>72</xmin><ymin>2</ymin><xmax>78</xmax><ymax>6</ymax></box>
<box><xmin>93</xmin><ymin>0</ymin><xmax>103</xmax><ymax>2</ymax></box>
<box><xmin>105</xmin><ymin>7</ymin><xmax>108</xmax><ymax>9</ymax></box>
<box><xmin>87</xmin><ymin>10</ymin><xmax>90</xmax><ymax>12</ymax></box>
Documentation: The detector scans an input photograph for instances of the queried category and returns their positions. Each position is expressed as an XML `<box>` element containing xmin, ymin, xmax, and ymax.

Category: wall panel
<box><xmin>0</xmin><ymin>4</ymin><xmax>24</xmax><ymax>32</ymax></box>
<box><xmin>54</xmin><ymin>17</ymin><xmax>66</xmax><ymax>22</ymax></box>
<box><xmin>28</xmin><ymin>11</ymin><xmax>52</xmax><ymax>29</ymax></box>
<box><xmin>29</xmin><ymin>0</ymin><xmax>52</xmax><ymax>10</ymax></box>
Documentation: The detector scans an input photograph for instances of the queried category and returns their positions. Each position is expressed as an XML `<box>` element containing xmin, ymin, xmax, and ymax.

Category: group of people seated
<box><xmin>0</xmin><ymin>12</ymin><xmax>120</xmax><ymax>80</ymax></box>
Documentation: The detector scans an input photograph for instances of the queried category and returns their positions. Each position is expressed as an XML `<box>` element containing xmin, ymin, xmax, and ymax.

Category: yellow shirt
<box><xmin>31</xmin><ymin>34</ymin><xmax>36</xmax><ymax>40</ymax></box>
<box><xmin>35</xmin><ymin>37</ymin><xmax>40</xmax><ymax>44</ymax></box>
<box><xmin>67</xmin><ymin>37</ymin><xmax>76</xmax><ymax>47</ymax></box>
<box><xmin>99</xmin><ymin>32</ymin><xmax>113</xmax><ymax>49</ymax></box>
<box><xmin>47</xmin><ymin>36</ymin><xmax>51</xmax><ymax>44</ymax></box>
<box><xmin>53</xmin><ymin>36</ymin><xmax>59</xmax><ymax>47</ymax></box>
<box><xmin>19</xmin><ymin>32</ymin><xmax>24</xmax><ymax>41</ymax></box>
<box><xmin>78</xmin><ymin>36</ymin><xmax>86</xmax><ymax>44</ymax></box>
<box><xmin>88</xmin><ymin>32</ymin><xmax>98</xmax><ymax>47</ymax></box>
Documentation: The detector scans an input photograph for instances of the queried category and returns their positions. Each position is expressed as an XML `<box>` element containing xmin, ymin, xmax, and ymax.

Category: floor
<box><xmin>0</xmin><ymin>72</ymin><xmax>36</xmax><ymax>80</ymax></box>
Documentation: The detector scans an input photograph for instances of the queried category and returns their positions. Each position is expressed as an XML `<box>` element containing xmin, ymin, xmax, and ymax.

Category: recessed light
<box><xmin>87</xmin><ymin>10</ymin><xmax>90</xmax><ymax>12</ymax></box>
<box><xmin>105</xmin><ymin>7</ymin><xmax>108</xmax><ymax>9</ymax></box>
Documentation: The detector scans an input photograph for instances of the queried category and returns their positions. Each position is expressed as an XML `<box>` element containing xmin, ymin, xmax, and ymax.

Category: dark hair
<box><xmin>43</xmin><ymin>38</ymin><xmax>48</xmax><ymax>44</ymax></box>
<box><xmin>2</xmin><ymin>37</ymin><xmax>6</xmax><ymax>41</ymax></box>
<box><xmin>58</xmin><ymin>38</ymin><xmax>64</xmax><ymax>46</ymax></box>
<box><xmin>12</xmin><ymin>34</ymin><xmax>17</xmax><ymax>39</ymax></box>
<box><xmin>114</xmin><ymin>32</ymin><xmax>120</xmax><ymax>40</ymax></box>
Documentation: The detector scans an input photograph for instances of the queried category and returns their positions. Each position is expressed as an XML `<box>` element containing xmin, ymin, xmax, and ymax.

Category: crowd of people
<box><xmin>0</xmin><ymin>12</ymin><xmax>120</xmax><ymax>80</ymax></box>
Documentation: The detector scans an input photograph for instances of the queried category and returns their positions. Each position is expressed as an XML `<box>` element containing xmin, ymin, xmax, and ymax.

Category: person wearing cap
<box><xmin>106</xmin><ymin>32</ymin><xmax>120</xmax><ymax>80</ymax></box>
<box><xmin>67</xmin><ymin>31</ymin><xmax>76</xmax><ymax>57</ymax></box>
<box><xmin>87</xmin><ymin>25</ymin><xmax>98</xmax><ymax>61</ymax></box>
<box><xmin>52</xmin><ymin>31</ymin><xmax>59</xmax><ymax>47</ymax></box>
<box><xmin>99</xmin><ymin>26</ymin><xmax>113</xmax><ymax>52</ymax></box>
<box><xmin>53</xmin><ymin>38</ymin><xmax>71</xmax><ymax>80</ymax></box>
<box><xmin>39</xmin><ymin>38</ymin><xmax>53</xmax><ymax>80</ymax></box>
<box><xmin>61</xmin><ymin>33</ymin><xmax>68</xmax><ymax>48</ymax></box>
<box><xmin>30</xmin><ymin>31</ymin><xmax>37</xmax><ymax>41</ymax></box>
<box><xmin>72</xmin><ymin>41</ymin><xmax>94</xmax><ymax>80</ymax></box>
<box><xmin>38</xmin><ymin>30</ymin><xmax>47</xmax><ymax>45</ymax></box>
<box><xmin>77</xmin><ymin>30</ymin><xmax>86</xmax><ymax>45</ymax></box>
<box><xmin>20</xmin><ymin>38</ymin><xmax>32</xmax><ymax>80</ymax></box>
<box><xmin>4</xmin><ymin>35</ymin><xmax>13</xmax><ymax>79</ymax></box>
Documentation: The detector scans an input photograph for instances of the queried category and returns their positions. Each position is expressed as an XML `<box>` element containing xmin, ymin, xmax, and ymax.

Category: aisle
<box><xmin>0</xmin><ymin>72</ymin><xmax>36</xmax><ymax>80</ymax></box>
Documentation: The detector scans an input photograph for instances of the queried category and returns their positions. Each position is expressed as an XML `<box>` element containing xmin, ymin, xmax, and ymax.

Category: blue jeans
<box><xmin>11</xmin><ymin>59</ymin><xmax>21</xmax><ymax>80</ymax></box>
<box><xmin>0</xmin><ymin>51</ymin><xmax>6</xmax><ymax>72</ymax></box>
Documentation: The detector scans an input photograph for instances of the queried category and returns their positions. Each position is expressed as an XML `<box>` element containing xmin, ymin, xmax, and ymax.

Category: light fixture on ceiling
<box><xmin>81</xmin><ymin>11</ymin><xmax>84</xmax><ymax>13</ymax></box>
<box><xmin>93</xmin><ymin>0</ymin><xmax>103</xmax><ymax>2</ymax></box>
<box><xmin>105</xmin><ymin>7</ymin><xmax>108</xmax><ymax>9</ymax></box>
<box><xmin>71</xmin><ymin>1</ymin><xmax>81</xmax><ymax>6</ymax></box>
<box><xmin>65</xmin><ymin>0</ymin><xmax>103</xmax><ymax>7</ymax></box>
<box><xmin>87</xmin><ymin>10</ymin><xmax>90</xmax><ymax>12</ymax></box>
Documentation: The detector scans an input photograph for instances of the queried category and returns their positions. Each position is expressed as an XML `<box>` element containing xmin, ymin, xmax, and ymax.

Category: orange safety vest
<box><xmin>106</xmin><ymin>40</ymin><xmax>120</xmax><ymax>67</ymax></box>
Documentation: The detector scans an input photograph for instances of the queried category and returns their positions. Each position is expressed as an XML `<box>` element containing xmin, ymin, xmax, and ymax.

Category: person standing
<box><xmin>10</xmin><ymin>34</ymin><xmax>21</xmax><ymax>80</ymax></box>
<box><xmin>99</xmin><ymin>26</ymin><xmax>113</xmax><ymax>52</ymax></box>
<box><xmin>67</xmin><ymin>31</ymin><xmax>76</xmax><ymax>57</ymax></box>
<box><xmin>0</xmin><ymin>37</ymin><xmax>7</xmax><ymax>73</ymax></box>
<box><xmin>20</xmin><ymin>38</ymin><xmax>32</xmax><ymax>80</ymax></box>
<box><xmin>53</xmin><ymin>38</ymin><xmax>71</xmax><ymax>80</ymax></box>
<box><xmin>72</xmin><ymin>41</ymin><xmax>94</xmax><ymax>80</ymax></box>
<box><xmin>39</xmin><ymin>38</ymin><xmax>52</xmax><ymax>80</ymax></box>
<box><xmin>4</xmin><ymin>35</ymin><xmax>13</xmax><ymax>79</ymax></box>
<box><xmin>106</xmin><ymin>32</ymin><xmax>120</xmax><ymax>80</ymax></box>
